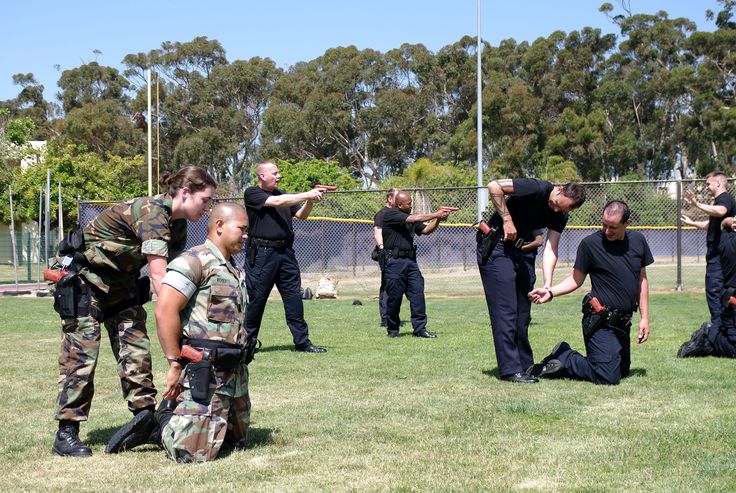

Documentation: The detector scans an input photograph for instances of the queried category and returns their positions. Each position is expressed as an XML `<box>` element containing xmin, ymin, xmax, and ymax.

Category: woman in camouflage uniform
<box><xmin>53</xmin><ymin>166</ymin><xmax>217</xmax><ymax>457</ymax></box>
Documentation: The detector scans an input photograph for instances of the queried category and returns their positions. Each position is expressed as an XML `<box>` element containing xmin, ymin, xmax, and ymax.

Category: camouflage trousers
<box><xmin>162</xmin><ymin>364</ymin><xmax>250</xmax><ymax>463</ymax></box>
<box><xmin>55</xmin><ymin>299</ymin><xmax>157</xmax><ymax>421</ymax></box>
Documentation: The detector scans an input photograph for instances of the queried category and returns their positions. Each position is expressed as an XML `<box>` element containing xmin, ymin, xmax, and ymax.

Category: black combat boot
<box><xmin>105</xmin><ymin>407</ymin><xmax>156</xmax><ymax>454</ymax></box>
<box><xmin>148</xmin><ymin>400</ymin><xmax>179</xmax><ymax>447</ymax></box>
<box><xmin>52</xmin><ymin>420</ymin><xmax>92</xmax><ymax>457</ymax></box>
<box><xmin>677</xmin><ymin>322</ymin><xmax>715</xmax><ymax>358</ymax></box>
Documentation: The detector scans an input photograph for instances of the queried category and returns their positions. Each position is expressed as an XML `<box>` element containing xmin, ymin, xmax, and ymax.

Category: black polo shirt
<box><xmin>373</xmin><ymin>206</ymin><xmax>391</xmax><ymax>228</ymax></box>
<box><xmin>719</xmin><ymin>229</ymin><xmax>736</xmax><ymax>289</ymax></box>
<box><xmin>707</xmin><ymin>192</ymin><xmax>736</xmax><ymax>254</ymax></box>
<box><xmin>382</xmin><ymin>208</ymin><xmax>426</xmax><ymax>251</ymax></box>
<box><xmin>244</xmin><ymin>186</ymin><xmax>301</xmax><ymax>240</ymax></box>
<box><xmin>575</xmin><ymin>230</ymin><xmax>654</xmax><ymax>312</ymax></box>
<box><xmin>488</xmin><ymin>179</ymin><xmax>568</xmax><ymax>241</ymax></box>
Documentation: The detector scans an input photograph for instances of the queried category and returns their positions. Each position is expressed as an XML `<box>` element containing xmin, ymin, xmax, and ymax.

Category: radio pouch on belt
<box><xmin>214</xmin><ymin>348</ymin><xmax>243</xmax><ymax>371</ymax></box>
<box><xmin>186</xmin><ymin>360</ymin><xmax>213</xmax><ymax>403</ymax></box>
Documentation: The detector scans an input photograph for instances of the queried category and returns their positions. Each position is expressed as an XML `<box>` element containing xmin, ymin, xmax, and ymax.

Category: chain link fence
<box><xmin>1</xmin><ymin>179</ymin><xmax>726</xmax><ymax>292</ymax></box>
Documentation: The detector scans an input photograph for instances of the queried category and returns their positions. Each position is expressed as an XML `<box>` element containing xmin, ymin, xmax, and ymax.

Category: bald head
<box><xmin>395</xmin><ymin>191</ymin><xmax>412</xmax><ymax>212</ymax></box>
<box><xmin>255</xmin><ymin>161</ymin><xmax>280</xmax><ymax>190</ymax></box>
<box><xmin>208</xmin><ymin>202</ymin><xmax>247</xmax><ymax>232</ymax></box>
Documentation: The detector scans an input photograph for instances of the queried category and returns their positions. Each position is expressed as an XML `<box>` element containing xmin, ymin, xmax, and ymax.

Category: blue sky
<box><xmin>0</xmin><ymin>0</ymin><xmax>724</xmax><ymax>102</ymax></box>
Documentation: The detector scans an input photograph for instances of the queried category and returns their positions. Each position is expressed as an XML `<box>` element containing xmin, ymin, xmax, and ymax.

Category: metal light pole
<box><xmin>476</xmin><ymin>0</ymin><xmax>488</xmax><ymax>221</ymax></box>
<box><xmin>147</xmin><ymin>68</ymin><xmax>153</xmax><ymax>196</ymax></box>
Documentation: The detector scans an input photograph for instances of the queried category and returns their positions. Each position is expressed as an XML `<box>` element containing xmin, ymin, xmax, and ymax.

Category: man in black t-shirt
<box><xmin>678</xmin><ymin>217</ymin><xmax>736</xmax><ymax>358</ymax></box>
<box><xmin>681</xmin><ymin>171</ymin><xmax>736</xmax><ymax>329</ymax></box>
<box><xmin>373</xmin><ymin>188</ymin><xmax>400</xmax><ymax>327</ymax></box>
<box><xmin>478</xmin><ymin>178</ymin><xmax>586</xmax><ymax>383</ymax></box>
<box><xmin>382</xmin><ymin>191</ymin><xmax>449</xmax><ymax>338</ymax></box>
<box><xmin>528</xmin><ymin>201</ymin><xmax>653</xmax><ymax>385</ymax></box>
<box><xmin>243</xmin><ymin>161</ymin><xmax>327</xmax><ymax>353</ymax></box>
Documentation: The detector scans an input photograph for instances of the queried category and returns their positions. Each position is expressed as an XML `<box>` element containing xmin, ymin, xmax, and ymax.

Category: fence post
<box><xmin>676</xmin><ymin>179</ymin><xmax>683</xmax><ymax>292</ymax></box>
<box><xmin>352</xmin><ymin>222</ymin><xmax>356</xmax><ymax>276</ymax></box>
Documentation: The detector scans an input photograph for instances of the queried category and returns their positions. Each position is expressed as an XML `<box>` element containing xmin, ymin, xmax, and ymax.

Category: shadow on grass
<box><xmin>87</xmin><ymin>426</ymin><xmax>121</xmax><ymax>445</ymax></box>
<box><xmin>258</xmin><ymin>344</ymin><xmax>295</xmax><ymax>353</ymax></box>
<box><xmin>627</xmin><ymin>368</ymin><xmax>647</xmax><ymax>377</ymax></box>
<box><xmin>219</xmin><ymin>427</ymin><xmax>279</xmax><ymax>459</ymax></box>
<box><xmin>482</xmin><ymin>368</ymin><xmax>501</xmax><ymax>379</ymax></box>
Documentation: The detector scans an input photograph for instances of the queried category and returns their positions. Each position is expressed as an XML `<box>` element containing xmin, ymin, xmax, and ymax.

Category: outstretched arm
<box><xmin>529</xmin><ymin>268</ymin><xmax>586</xmax><ymax>304</ymax></box>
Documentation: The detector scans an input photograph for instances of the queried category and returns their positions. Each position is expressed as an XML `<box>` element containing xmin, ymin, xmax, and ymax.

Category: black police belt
<box><xmin>386</xmin><ymin>247</ymin><xmax>416</xmax><ymax>260</ymax></box>
<box><xmin>583</xmin><ymin>302</ymin><xmax>633</xmax><ymax>329</ymax></box>
<box><xmin>182</xmin><ymin>337</ymin><xmax>246</xmax><ymax>371</ymax></box>
<box><xmin>251</xmin><ymin>237</ymin><xmax>292</xmax><ymax>249</ymax></box>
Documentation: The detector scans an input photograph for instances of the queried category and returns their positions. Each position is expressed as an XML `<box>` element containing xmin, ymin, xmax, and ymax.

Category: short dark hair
<box><xmin>603</xmin><ymin>200</ymin><xmax>630</xmax><ymax>224</ymax></box>
<box><xmin>560</xmin><ymin>183</ymin><xmax>586</xmax><ymax>209</ymax></box>
<box><xmin>386</xmin><ymin>188</ymin><xmax>399</xmax><ymax>201</ymax></box>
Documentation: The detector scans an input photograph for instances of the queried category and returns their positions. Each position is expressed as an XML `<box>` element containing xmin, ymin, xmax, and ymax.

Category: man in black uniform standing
<box><xmin>244</xmin><ymin>161</ymin><xmax>327</xmax><ymax>353</ymax></box>
<box><xmin>382</xmin><ymin>191</ymin><xmax>449</xmax><ymax>338</ymax></box>
<box><xmin>681</xmin><ymin>171</ymin><xmax>736</xmax><ymax>329</ymax></box>
<box><xmin>477</xmin><ymin>178</ymin><xmax>585</xmax><ymax>383</ymax></box>
<box><xmin>527</xmin><ymin>201</ymin><xmax>653</xmax><ymax>385</ymax></box>
<box><xmin>677</xmin><ymin>215</ymin><xmax>736</xmax><ymax>358</ymax></box>
<box><xmin>373</xmin><ymin>188</ymin><xmax>399</xmax><ymax>327</ymax></box>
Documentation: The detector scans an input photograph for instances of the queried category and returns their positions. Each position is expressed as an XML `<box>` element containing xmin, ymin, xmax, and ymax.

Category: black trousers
<box><xmin>557</xmin><ymin>316</ymin><xmax>631</xmax><ymax>385</ymax></box>
<box><xmin>244</xmin><ymin>245</ymin><xmax>311</xmax><ymax>347</ymax></box>
<box><xmin>477</xmin><ymin>242</ymin><xmax>534</xmax><ymax>377</ymax></box>
<box><xmin>708</xmin><ymin>304</ymin><xmax>736</xmax><ymax>357</ymax></box>
<box><xmin>706</xmin><ymin>252</ymin><xmax>724</xmax><ymax>328</ymax></box>
<box><xmin>383</xmin><ymin>257</ymin><xmax>427</xmax><ymax>335</ymax></box>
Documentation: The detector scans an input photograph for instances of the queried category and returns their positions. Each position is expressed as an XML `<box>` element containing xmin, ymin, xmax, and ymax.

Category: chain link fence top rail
<box><xmin>4</xmin><ymin>179</ymin><xmax>724</xmax><ymax>288</ymax></box>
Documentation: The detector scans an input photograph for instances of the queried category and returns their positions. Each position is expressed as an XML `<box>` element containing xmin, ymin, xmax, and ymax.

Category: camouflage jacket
<box><xmin>82</xmin><ymin>194</ymin><xmax>187</xmax><ymax>293</ymax></box>
<box><xmin>161</xmin><ymin>239</ymin><xmax>248</xmax><ymax>346</ymax></box>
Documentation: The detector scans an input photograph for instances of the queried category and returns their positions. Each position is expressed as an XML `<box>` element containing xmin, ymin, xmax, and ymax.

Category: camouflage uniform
<box><xmin>159</xmin><ymin>239</ymin><xmax>250</xmax><ymax>463</ymax></box>
<box><xmin>55</xmin><ymin>194</ymin><xmax>187</xmax><ymax>421</ymax></box>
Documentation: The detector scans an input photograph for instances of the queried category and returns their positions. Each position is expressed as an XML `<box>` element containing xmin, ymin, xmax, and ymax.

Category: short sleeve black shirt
<box><xmin>382</xmin><ymin>208</ymin><xmax>425</xmax><ymax>251</ymax></box>
<box><xmin>574</xmin><ymin>230</ymin><xmax>654</xmax><ymax>312</ymax></box>
<box><xmin>707</xmin><ymin>192</ymin><xmax>736</xmax><ymax>252</ymax></box>
<box><xmin>718</xmin><ymin>229</ymin><xmax>736</xmax><ymax>289</ymax></box>
<box><xmin>488</xmin><ymin>179</ymin><xmax>568</xmax><ymax>241</ymax></box>
<box><xmin>373</xmin><ymin>206</ymin><xmax>391</xmax><ymax>228</ymax></box>
<box><xmin>244</xmin><ymin>186</ymin><xmax>301</xmax><ymax>240</ymax></box>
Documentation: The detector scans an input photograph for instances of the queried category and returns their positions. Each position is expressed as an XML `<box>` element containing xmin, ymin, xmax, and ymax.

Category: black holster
<box><xmin>186</xmin><ymin>360</ymin><xmax>213</xmax><ymax>403</ymax></box>
<box><xmin>478</xmin><ymin>225</ymin><xmax>500</xmax><ymax>261</ymax></box>
<box><xmin>582</xmin><ymin>294</ymin><xmax>605</xmax><ymax>338</ymax></box>
<box><xmin>53</xmin><ymin>275</ymin><xmax>96</xmax><ymax>320</ymax></box>
<box><xmin>247</xmin><ymin>237</ymin><xmax>257</xmax><ymax>267</ymax></box>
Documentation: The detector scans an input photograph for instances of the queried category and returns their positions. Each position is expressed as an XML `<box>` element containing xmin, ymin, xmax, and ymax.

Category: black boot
<box><xmin>52</xmin><ymin>420</ymin><xmax>92</xmax><ymax>457</ymax></box>
<box><xmin>105</xmin><ymin>408</ymin><xmax>156</xmax><ymax>454</ymax></box>
<box><xmin>148</xmin><ymin>400</ymin><xmax>178</xmax><ymax>446</ymax></box>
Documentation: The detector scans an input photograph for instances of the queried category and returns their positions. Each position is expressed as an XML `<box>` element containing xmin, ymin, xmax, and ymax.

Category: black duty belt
<box><xmin>251</xmin><ymin>237</ymin><xmax>290</xmax><ymax>249</ymax></box>
<box><xmin>606</xmin><ymin>309</ymin><xmax>633</xmax><ymax>329</ymax></box>
<box><xmin>387</xmin><ymin>248</ymin><xmax>416</xmax><ymax>260</ymax></box>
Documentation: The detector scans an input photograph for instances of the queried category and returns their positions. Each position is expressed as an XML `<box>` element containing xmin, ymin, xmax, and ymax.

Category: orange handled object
<box><xmin>440</xmin><ymin>206</ymin><xmax>459</xmax><ymax>212</ymax></box>
<box><xmin>180</xmin><ymin>345</ymin><xmax>205</xmax><ymax>363</ymax></box>
<box><xmin>44</xmin><ymin>269</ymin><xmax>68</xmax><ymax>284</ymax></box>
<box><xmin>314</xmin><ymin>184</ymin><xmax>337</xmax><ymax>191</ymax></box>
<box><xmin>475</xmin><ymin>222</ymin><xmax>492</xmax><ymax>235</ymax></box>
<box><xmin>589</xmin><ymin>297</ymin><xmax>606</xmax><ymax>313</ymax></box>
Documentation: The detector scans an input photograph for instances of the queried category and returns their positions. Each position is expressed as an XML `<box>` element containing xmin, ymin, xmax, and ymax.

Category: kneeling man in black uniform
<box><xmin>528</xmin><ymin>201</ymin><xmax>653</xmax><ymax>385</ymax></box>
<box><xmin>678</xmin><ymin>215</ymin><xmax>736</xmax><ymax>358</ymax></box>
<box><xmin>382</xmin><ymin>191</ymin><xmax>449</xmax><ymax>338</ymax></box>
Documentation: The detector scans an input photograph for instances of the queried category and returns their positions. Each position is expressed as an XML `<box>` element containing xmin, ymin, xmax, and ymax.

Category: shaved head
<box><xmin>208</xmin><ymin>202</ymin><xmax>247</xmax><ymax>232</ymax></box>
<box><xmin>255</xmin><ymin>161</ymin><xmax>276</xmax><ymax>176</ymax></box>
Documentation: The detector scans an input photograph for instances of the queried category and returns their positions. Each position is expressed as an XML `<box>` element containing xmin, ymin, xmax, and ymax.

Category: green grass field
<box><xmin>1</xmin><ymin>283</ymin><xmax>734</xmax><ymax>492</ymax></box>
